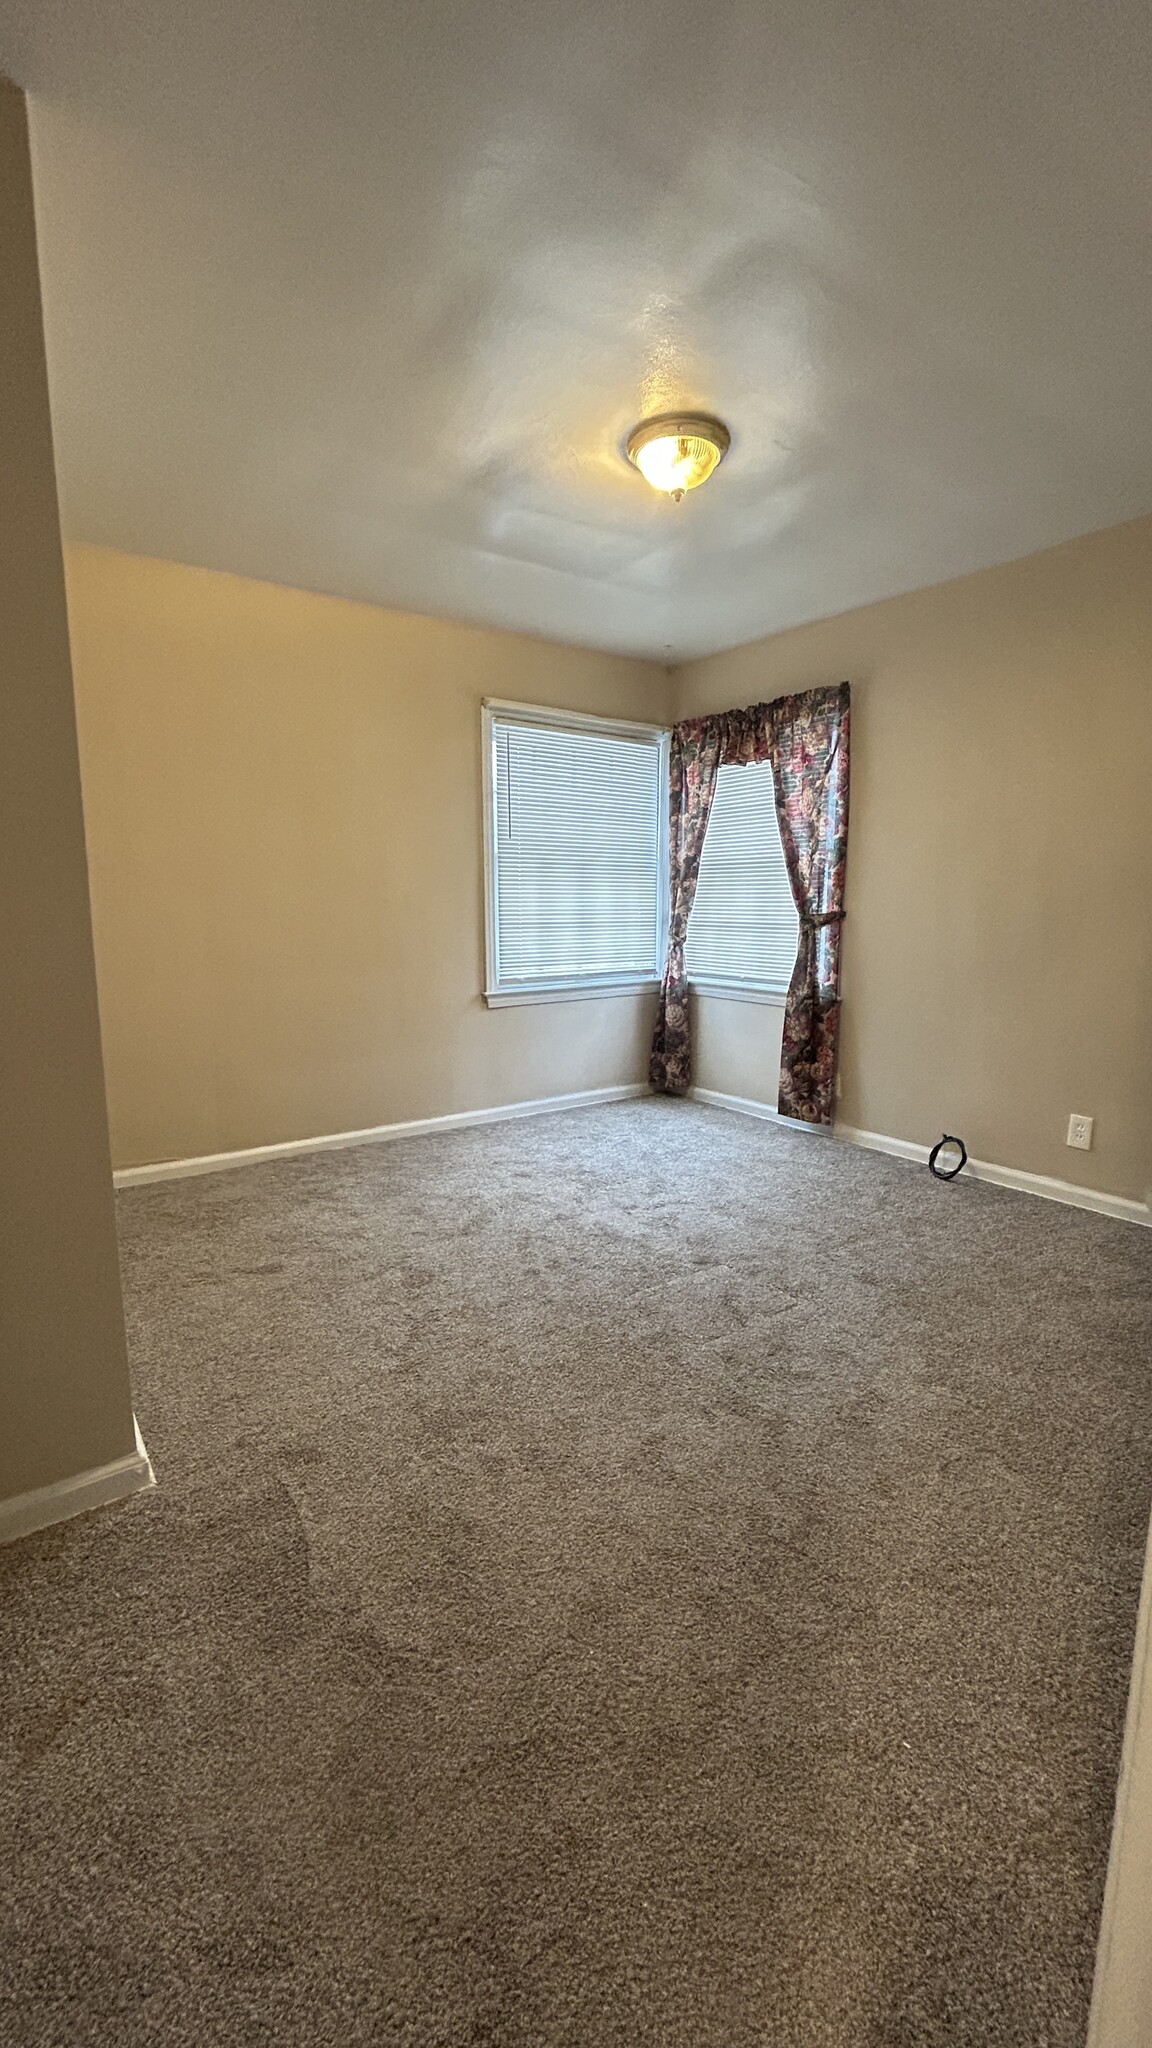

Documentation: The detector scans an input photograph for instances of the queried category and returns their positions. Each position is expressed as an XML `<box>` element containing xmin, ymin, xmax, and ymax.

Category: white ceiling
<box><xmin>2</xmin><ymin>0</ymin><xmax>1151</xmax><ymax>660</ymax></box>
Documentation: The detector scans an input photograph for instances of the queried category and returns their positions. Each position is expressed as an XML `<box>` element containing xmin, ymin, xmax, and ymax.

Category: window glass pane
<box><xmin>491</xmin><ymin>717</ymin><xmax>664</xmax><ymax>985</ymax></box>
<box><xmin>685</xmin><ymin>760</ymin><xmax>799</xmax><ymax>989</ymax></box>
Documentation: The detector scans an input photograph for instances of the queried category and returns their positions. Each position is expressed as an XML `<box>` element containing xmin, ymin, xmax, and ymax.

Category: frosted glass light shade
<box><xmin>626</xmin><ymin>413</ymin><xmax>730</xmax><ymax>500</ymax></box>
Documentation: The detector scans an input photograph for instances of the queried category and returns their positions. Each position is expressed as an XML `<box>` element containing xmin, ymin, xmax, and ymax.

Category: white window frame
<box><xmin>689</xmin><ymin>979</ymin><xmax>789</xmax><ymax>1007</ymax></box>
<box><xmin>482</xmin><ymin>698</ymin><xmax>670</xmax><ymax>1008</ymax></box>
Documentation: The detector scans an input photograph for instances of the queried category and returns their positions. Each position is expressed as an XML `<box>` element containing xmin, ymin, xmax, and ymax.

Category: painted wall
<box><xmin>1088</xmin><ymin>1509</ymin><xmax>1152</xmax><ymax>2048</ymax></box>
<box><xmin>0</xmin><ymin>82</ymin><xmax>136</xmax><ymax>1502</ymax></box>
<box><xmin>675</xmin><ymin>516</ymin><xmax>1152</xmax><ymax>1204</ymax></box>
<box><xmin>690</xmin><ymin>994</ymin><xmax>786</xmax><ymax>1108</ymax></box>
<box><xmin>66</xmin><ymin>546</ymin><xmax>670</xmax><ymax>1168</ymax></box>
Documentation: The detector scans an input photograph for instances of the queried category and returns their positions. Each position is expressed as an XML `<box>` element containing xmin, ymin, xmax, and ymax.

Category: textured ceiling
<box><xmin>2</xmin><ymin>0</ymin><xmax>1151</xmax><ymax>659</ymax></box>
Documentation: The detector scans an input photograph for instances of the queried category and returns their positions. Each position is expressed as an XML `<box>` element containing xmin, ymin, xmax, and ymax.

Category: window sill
<box><xmin>485</xmin><ymin>979</ymin><xmax>661</xmax><ymax>1009</ymax></box>
<box><xmin>689</xmin><ymin>980</ymin><xmax>788</xmax><ymax>1007</ymax></box>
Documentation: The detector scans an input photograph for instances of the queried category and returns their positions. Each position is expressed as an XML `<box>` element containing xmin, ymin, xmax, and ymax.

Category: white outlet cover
<box><xmin>1067</xmin><ymin>1114</ymin><xmax>1094</xmax><ymax>1150</ymax></box>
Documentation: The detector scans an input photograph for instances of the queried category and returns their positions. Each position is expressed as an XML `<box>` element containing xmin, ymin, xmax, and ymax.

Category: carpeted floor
<box><xmin>2</xmin><ymin>1099</ymin><xmax>1151</xmax><ymax>2046</ymax></box>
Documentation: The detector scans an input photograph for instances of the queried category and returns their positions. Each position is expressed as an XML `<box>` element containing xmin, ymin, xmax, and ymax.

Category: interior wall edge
<box><xmin>0</xmin><ymin>78</ymin><xmax>139</xmax><ymax>1502</ymax></box>
<box><xmin>1087</xmin><ymin>1504</ymin><xmax>1152</xmax><ymax>2048</ymax></box>
<box><xmin>0</xmin><ymin>1415</ymin><xmax>154</xmax><ymax>1548</ymax></box>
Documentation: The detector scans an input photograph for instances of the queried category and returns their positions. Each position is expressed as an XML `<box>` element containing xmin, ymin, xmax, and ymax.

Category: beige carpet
<box><xmin>2</xmin><ymin>1098</ymin><xmax>1150</xmax><ymax>2046</ymax></box>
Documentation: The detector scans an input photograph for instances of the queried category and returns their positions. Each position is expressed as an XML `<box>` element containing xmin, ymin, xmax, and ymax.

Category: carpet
<box><xmin>2</xmin><ymin>1098</ymin><xmax>1150</xmax><ymax>2046</ymax></box>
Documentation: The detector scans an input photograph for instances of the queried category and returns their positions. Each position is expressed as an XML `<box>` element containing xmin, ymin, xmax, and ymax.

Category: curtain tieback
<box><xmin>799</xmin><ymin>910</ymin><xmax>844</xmax><ymax>928</ymax></box>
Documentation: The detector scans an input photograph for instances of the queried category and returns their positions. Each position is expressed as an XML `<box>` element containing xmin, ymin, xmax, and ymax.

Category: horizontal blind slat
<box><xmin>492</xmin><ymin>716</ymin><xmax>664</xmax><ymax>984</ymax></box>
<box><xmin>685</xmin><ymin>760</ymin><xmax>799</xmax><ymax>989</ymax></box>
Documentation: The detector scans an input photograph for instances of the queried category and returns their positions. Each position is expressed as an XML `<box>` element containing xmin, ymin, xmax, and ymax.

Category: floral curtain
<box><xmin>648</xmin><ymin>718</ymin><xmax>725</xmax><ymax>1095</ymax></box>
<box><xmin>770</xmin><ymin>684</ymin><xmax>850</xmax><ymax>1125</ymax></box>
<box><xmin>649</xmin><ymin>683</ymin><xmax>850</xmax><ymax>1122</ymax></box>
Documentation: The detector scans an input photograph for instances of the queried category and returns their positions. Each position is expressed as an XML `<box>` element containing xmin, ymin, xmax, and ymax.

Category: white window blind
<box><xmin>685</xmin><ymin>760</ymin><xmax>799</xmax><ymax>992</ymax></box>
<box><xmin>485</xmin><ymin>707</ymin><xmax>667</xmax><ymax>997</ymax></box>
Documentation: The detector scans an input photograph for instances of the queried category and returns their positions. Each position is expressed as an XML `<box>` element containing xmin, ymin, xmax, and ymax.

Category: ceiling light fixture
<box><xmin>626</xmin><ymin>412</ymin><xmax>730</xmax><ymax>502</ymax></box>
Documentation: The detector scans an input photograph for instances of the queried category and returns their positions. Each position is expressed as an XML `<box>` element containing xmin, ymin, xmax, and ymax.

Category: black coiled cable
<box><xmin>928</xmin><ymin>1134</ymin><xmax>968</xmax><ymax>1180</ymax></box>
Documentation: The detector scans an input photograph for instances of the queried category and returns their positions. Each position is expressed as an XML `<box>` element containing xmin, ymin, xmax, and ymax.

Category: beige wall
<box><xmin>690</xmin><ymin>994</ymin><xmax>785</xmax><ymax>1107</ymax></box>
<box><xmin>63</xmin><ymin>518</ymin><xmax>1152</xmax><ymax>1200</ymax></box>
<box><xmin>66</xmin><ymin>546</ymin><xmax>671</xmax><ymax>1168</ymax></box>
<box><xmin>676</xmin><ymin>516</ymin><xmax>1152</xmax><ymax>1203</ymax></box>
<box><xmin>0</xmin><ymin>82</ymin><xmax>136</xmax><ymax>1501</ymax></box>
<box><xmin>1088</xmin><ymin>1506</ymin><xmax>1152</xmax><ymax>2048</ymax></box>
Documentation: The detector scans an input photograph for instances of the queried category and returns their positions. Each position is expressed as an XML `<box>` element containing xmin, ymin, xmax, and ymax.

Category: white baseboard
<box><xmin>113</xmin><ymin>1083</ymin><xmax>649</xmax><ymax>1188</ymax></box>
<box><xmin>0</xmin><ymin>1415</ymin><xmax>155</xmax><ymax>1546</ymax></box>
<box><xmin>690</xmin><ymin>1086</ymin><xmax>833</xmax><ymax>1132</ymax></box>
<box><xmin>115</xmin><ymin>1080</ymin><xmax>1150</xmax><ymax>1224</ymax></box>
<box><xmin>691</xmin><ymin>1089</ymin><xmax>1151</xmax><ymax>1227</ymax></box>
<box><xmin>838</xmin><ymin>1122</ymin><xmax>1151</xmax><ymax>1226</ymax></box>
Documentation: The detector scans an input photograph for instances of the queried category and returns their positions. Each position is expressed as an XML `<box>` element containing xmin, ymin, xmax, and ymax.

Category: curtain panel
<box><xmin>647</xmin><ymin>717</ymin><xmax>725</xmax><ymax>1097</ymax></box>
<box><xmin>649</xmin><ymin>682</ymin><xmax>850</xmax><ymax>1123</ymax></box>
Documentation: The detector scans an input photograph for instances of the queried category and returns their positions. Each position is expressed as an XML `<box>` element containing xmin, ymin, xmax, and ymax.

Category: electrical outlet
<box><xmin>1067</xmin><ymin>1113</ymin><xmax>1094</xmax><ymax>1151</ymax></box>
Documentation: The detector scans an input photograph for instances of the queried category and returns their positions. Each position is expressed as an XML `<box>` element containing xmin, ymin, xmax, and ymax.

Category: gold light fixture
<box><xmin>626</xmin><ymin>411</ymin><xmax>730</xmax><ymax>501</ymax></box>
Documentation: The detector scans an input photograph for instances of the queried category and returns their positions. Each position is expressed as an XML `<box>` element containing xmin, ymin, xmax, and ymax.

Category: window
<box><xmin>483</xmin><ymin>701</ymin><xmax>668</xmax><ymax>1005</ymax></box>
<box><xmin>685</xmin><ymin>760</ymin><xmax>799</xmax><ymax>998</ymax></box>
